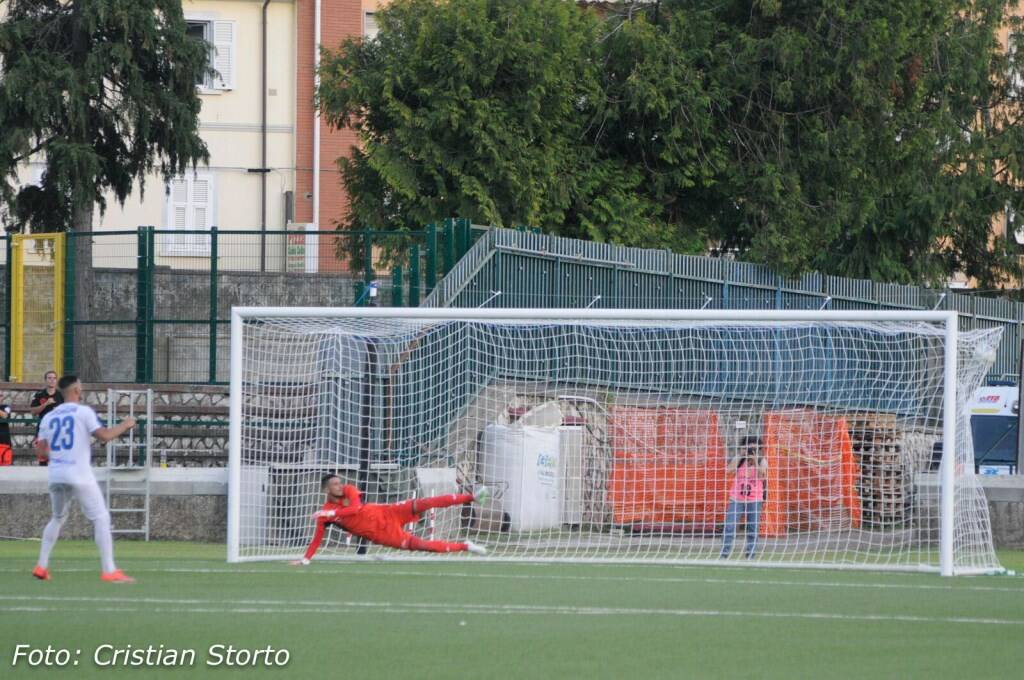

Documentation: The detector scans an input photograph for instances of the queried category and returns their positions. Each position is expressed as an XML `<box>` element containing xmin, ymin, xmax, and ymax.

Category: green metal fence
<box><xmin>423</xmin><ymin>228</ymin><xmax>1024</xmax><ymax>381</ymax></box>
<box><xmin>2</xmin><ymin>219</ymin><xmax>478</xmax><ymax>384</ymax></box>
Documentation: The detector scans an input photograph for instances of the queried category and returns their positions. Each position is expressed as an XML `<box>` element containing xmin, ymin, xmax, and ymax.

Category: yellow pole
<box><xmin>9</xmin><ymin>236</ymin><xmax>25</xmax><ymax>382</ymax></box>
<box><xmin>52</xmin><ymin>233</ymin><xmax>65</xmax><ymax>374</ymax></box>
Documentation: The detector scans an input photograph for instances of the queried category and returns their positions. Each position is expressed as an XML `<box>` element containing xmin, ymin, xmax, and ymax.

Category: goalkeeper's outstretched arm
<box><xmin>293</xmin><ymin>516</ymin><xmax>328</xmax><ymax>565</ymax></box>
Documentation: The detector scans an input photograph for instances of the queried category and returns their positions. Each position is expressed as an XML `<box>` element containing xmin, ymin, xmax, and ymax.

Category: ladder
<box><xmin>104</xmin><ymin>389</ymin><xmax>154</xmax><ymax>540</ymax></box>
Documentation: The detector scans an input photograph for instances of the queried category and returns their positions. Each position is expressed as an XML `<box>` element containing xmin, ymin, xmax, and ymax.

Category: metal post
<box><xmin>145</xmin><ymin>388</ymin><xmax>153</xmax><ymax>540</ymax></box>
<box><xmin>146</xmin><ymin>227</ymin><xmax>155</xmax><ymax>382</ymax></box>
<box><xmin>8</xmin><ymin>237</ymin><xmax>22</xmax><ymax>382</ymax></box>
<box><xmin>227</xmin><ymin>310</ymin><xmax>244</xmax><ymax>562</ymax></box>
<box><xmin>424</xmin><ymin>223</ymin><xmax>437</xmax><ymax>294</ymax></box>
<box><xmin>1017</xmin><ymin>339</ymin><xmax>1024</xmax><ymax>475</ymax></box>
<box><xmin>63</xmin><ymin>233</ymin><xmax>75</xmax><ymax>374</ymax></box>
<box><xmin>940</xmin><ymin>312</ymin><xmax>958</xmax><ymax>576</ymax></box>
<box><xmin>3</xmin><ymin>236</ymin><xmax>11</xmax><ymax>381</ymax></box>
<box><xmin>208</xmin><ymin>227</ymin><xmax>219</xmax><ymax>383</ymax></box>
<box><xmin>456</xmin><ymin>217</ymin><xmax>469</xmax><ymax>258</ymax></box>
<box><xmin>442</xmin><ymin>217</ymin><xmax>455</xmax><ymax>274</ymax></box>
<box><xmin>391</xmin><ymin>266</ymin><xmax>403</xmax><ymax>307</ymax></box>
<box><xmin>408</xmin><ymin>244</ymin><xmax>420</xmax><ymax>306</ymax></box>
<box><xmin>356</xmin><ymin>339</ymin><xmax>379</xmax><ymax>555</ymax></box>
<box><xmin>135</xmin><ymin>227</ymin><xmax>148</xmax><ymax>382</ymax></box>
<box><xmin>363</xmin><ymin>229</ymin><xmax>373</xmax><ymax>286</ymax></box>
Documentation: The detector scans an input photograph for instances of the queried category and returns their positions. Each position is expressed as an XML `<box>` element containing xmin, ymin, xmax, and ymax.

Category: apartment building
<box><xmin>14</xmin><ymin>0</ymin><xmax>380</xmax><ymax>272</ymax></box>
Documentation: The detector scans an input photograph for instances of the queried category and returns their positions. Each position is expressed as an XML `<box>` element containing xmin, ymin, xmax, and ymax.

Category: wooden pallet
<box><xmin>846</xmin><ymin>413</ymin><xmax>907</xmax><ymax>526</ymax></box>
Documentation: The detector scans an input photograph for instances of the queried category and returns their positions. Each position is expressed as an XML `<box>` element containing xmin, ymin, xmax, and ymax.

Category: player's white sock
<box><xmin>94</xmin><ymin>515</ymin><xmax>116</xmax><ymax>573</ymax></box>
<box><xmin>466</xmin><ymin>541</ymin><xmax>487</xmax><ymax>556</ymax></box>
<box><xmin>37</xmin><ymin>517</ymin><xmax>64</xmax><ymax>569</ymax></box>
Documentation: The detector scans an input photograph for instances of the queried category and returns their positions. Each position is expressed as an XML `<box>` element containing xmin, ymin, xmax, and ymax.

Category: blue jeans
<box><xmin>720</xmin><ymin>499</ymin><xmax>761</xmax><ymax>558</ymax></box>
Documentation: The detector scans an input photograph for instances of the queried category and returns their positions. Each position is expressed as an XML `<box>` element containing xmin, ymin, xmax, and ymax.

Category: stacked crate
<box><xmin>846</xmin><ymin>413</ymin><xmax>907</xmax><ymax>527</ymax></box>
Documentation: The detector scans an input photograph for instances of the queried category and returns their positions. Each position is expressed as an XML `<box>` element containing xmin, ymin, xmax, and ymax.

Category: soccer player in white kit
<box><xmin>31</xmin><ymin>375</ymin><xmax>138</xmax><ymax>583</ymax></box>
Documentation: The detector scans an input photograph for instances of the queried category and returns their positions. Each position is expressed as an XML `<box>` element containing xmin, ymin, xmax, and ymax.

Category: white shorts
<box><xmin>48</xmin><ymin>479</ymin><xmax>110</xmax><ymax>524</ymax></box>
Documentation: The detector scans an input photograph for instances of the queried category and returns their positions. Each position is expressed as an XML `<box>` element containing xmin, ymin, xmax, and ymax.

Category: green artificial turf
<box><xmin>1</xmin><ymin>541</ymin><xmax>1022</xmax><ymax>679</ymax></box>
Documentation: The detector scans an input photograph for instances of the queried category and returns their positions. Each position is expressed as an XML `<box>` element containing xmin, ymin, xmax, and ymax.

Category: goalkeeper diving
<box><xmin>293</xmin><ymin>475</ymin><xmax>491</xmax><ymax>564</ymax></box>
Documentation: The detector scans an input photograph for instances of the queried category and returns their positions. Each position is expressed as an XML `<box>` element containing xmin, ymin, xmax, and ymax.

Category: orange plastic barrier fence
<box><xmin>761</xmin><ymin>410</ymin><xmax>861</xmax><ymax>537</ymax></box>
<box><xmin>608</xmin><ymin>407</ymin><xmax>728</xmax><ymax>529</ymax></box>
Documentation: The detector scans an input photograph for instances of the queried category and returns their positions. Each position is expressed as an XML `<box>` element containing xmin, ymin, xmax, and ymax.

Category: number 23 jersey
<box><xmin>38</xmin><ymin>403</ymin><xmax>103</xmax><ymax>484</ymax></box>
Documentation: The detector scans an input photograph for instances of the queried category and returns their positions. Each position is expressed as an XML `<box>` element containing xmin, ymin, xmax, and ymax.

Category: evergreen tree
<box><xmin>0</xmin><ymin>0</ymin><xmax>209</xmax><ymax>378</ymax></box>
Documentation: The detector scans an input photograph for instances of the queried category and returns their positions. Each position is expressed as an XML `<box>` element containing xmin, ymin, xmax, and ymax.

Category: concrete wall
<box><xmin>980</xmin><ymin>476</ymin><xmax>1024</xmax><ymax>549</ymax></box>
<box><xmin>0</xmin><ymin>468</ymin><xmax>227</xmax><ymax>543</ymax></box>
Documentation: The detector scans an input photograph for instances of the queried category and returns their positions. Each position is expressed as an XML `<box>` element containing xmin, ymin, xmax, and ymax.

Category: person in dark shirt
<box><xmin>0</xmin><ymin>403</ymin><xmax>11</xmax><ymax>465</ymax></box>
<box><xmin>30</xmin><ymin>370</ymin><xmax>63</xmax><ymax>465</ymax></box>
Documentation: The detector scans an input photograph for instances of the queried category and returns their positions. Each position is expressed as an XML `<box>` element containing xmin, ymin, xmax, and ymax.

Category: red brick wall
<box><xmin>295</xmin><ymin>0</ymin><xmax>363</xmax><ymax>273</ymax></box>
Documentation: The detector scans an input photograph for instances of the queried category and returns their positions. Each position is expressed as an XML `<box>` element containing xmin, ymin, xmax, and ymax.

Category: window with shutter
<box><xmin>364</xmin><ymin>13</ymin><xmax>379</xmax><ymax>41</ymax></box>
<box><xmin>163</xmin><ymin>174</ymin><xmax>215</xmax><ymax>256</ymax></box>
<box><xmin>185</xmin><ymin>21</ymin><xmax>214</xmax><ymax>89</ymax></box>
<box><xmin>184</xmin><ymin>17</ymin><xmax>234</xmax><ymax>92</ymax></box>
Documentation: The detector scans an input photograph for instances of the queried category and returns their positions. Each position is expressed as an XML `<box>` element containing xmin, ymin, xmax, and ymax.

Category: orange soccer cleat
<box><xmin>100</xmin><ymin>569</ymin><xmax>136</xmax><ymax>584</ymax></box>
<box><xmin>32</xmin><ymin>566</ymin><xmax>50</xmax><ymax>581</ymax></box>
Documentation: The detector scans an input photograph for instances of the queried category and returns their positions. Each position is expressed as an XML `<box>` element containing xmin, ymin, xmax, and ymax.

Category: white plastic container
<box><xmin>480</xmin><ymin>421</ymin><xmax>561</xmax><ymax>531</ymax></box>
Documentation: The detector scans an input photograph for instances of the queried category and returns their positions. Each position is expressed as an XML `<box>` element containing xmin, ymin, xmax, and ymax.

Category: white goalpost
<box><xmin>227</xmin><ymin>307</ymin><xmax>1004</xmax><ymax>576</ymax></box>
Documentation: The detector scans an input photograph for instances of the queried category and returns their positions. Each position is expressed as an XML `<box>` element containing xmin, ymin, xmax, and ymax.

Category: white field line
<box><xmin>0</xmin><ymin>596</ymin><xmax>1021</xmax><ymax>626</ymax></box>
<box><xmin>0</xmin><ymin>565</ymin><xmax>1020</xmax><ymax>594</ymax></box>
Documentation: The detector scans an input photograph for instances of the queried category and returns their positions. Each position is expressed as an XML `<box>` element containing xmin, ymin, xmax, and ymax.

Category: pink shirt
<box><xmin>729</xmin><ymin>462</ymin><xmax>764</xmax><ymax>502</ymax></box>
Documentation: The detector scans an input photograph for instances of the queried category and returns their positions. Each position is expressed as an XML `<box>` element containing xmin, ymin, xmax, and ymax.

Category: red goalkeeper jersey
<box><xmin>302</xmin><ymin>485</ymin><xmax>420</xmax><ymax>559</ymax></box>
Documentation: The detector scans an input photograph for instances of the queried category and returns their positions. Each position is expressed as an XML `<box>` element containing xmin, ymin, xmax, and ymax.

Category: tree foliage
<box><xmin>0</xmin><ymin>0</ymin><xmax>209</xmax><ymax>377</ymax></box>
<box><xmin>324</xmin><ymin>0</ymin><xmax>1024</xmax><ymax>286</ymax></box>
<box><xmin>0</xmin><ymin>0</ymin><xmax>209</xmax><ymax>229</ymax></box>
<box><xmin>319</xmin><ymin>0</ymin><xmax>604</xmax><ymax>236</ymax></box>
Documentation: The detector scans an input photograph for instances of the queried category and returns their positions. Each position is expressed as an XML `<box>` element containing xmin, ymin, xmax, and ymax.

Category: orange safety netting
<box><xmin>761</xmin><ymin>410</ymin><xmax>861</xmax><ymax>537</ymax></box>
<box><xmin>608</xmin><ymin>407</ymin><xmax>728</xmax><ymax>529</ymax></box>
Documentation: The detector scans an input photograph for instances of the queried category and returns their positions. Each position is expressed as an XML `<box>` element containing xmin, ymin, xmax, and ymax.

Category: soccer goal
<box><xmin>227</xmin><ymin>307</ymin><xmax>1004</xmax><ymax>575</ymax></box>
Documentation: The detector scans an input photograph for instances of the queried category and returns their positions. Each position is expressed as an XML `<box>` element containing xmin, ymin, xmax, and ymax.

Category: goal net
<box><xmin>228</xmin><ymin>308</ymin><xmax>1003</xmax><ymax>575</ymax></box>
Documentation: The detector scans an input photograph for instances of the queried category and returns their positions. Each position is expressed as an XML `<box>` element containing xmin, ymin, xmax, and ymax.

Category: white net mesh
<box><xmin>230</xmin><ymin>312</ymin><xmax>1003</xmax><ymax>574</ymax></box>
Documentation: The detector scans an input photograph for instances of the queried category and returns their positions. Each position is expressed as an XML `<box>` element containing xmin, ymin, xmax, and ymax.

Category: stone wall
<box><xmin>0</xmin><ymin>494</ymin><xmax>226</xmax><ymax>543</ymax></box>
<box><xmin>0</xmin><ymin>467</ymin><xmax>227</xmax><ymax>542</ymax></box>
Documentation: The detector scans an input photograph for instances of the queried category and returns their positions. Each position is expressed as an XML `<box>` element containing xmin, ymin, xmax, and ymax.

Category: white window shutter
<box><xmin>191</xmin><ymin>177</ymin><xmax>211</xmax><ymax>253</ymax></box>
<box><xmin>213</xmin><ymin>21</ymin><xmax>236</xmax><ymax>90</ymax></box>
<box><xmin>364</xmin><ymin>13</ymin><xmax>379</xmax><ymax>41</ymax></box>
<box><xmin>165</xmin><ymin>177</ymin><xmax>189</xmax><ymax>252</ymax></box>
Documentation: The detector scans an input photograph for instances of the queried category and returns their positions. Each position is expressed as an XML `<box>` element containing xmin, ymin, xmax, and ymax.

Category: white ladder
<box><xmin>104</xmin><ymin>389</ymin><xmax>154</xmax><ymax>540</ymax></box>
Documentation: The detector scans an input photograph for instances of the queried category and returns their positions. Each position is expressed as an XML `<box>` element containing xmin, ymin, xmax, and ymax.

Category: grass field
<box><xmin>1</xmin><ymin>541</ymin><xmax>1022</xmax><ymax>679</ymax></box>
